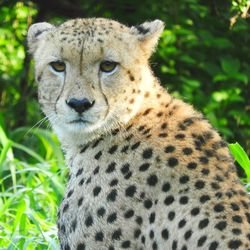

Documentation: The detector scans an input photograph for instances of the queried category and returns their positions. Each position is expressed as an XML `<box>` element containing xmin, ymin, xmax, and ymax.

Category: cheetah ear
<box><xmin>131</xmin><ymin>20</ymin><xmax>164</xmax><ymax>58</ymax></box>
<box><xmin>27</xmin><ymin>22</ymin><xmax>54</xmax><ymax>54</ymax></box>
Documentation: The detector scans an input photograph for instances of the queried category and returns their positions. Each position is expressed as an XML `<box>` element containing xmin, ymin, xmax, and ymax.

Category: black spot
<box><xmin>178</xmin><ymin>219</ymin><xmax>186</xmax><ymax>228</ymax></box>
<box><xmin>195</xmin><ymin>180</ymin><xmax>205</xmax><ymax>189</ymax></box>
<box><xmin>121</xmin><ymin>145</ymin><xmax>129</xmax><ymax>153</ymax></box>
<box><xmin>162</xmin><ymin>182</ymin><xmax>171</xmax><ymax>192</ymax></box>
<box><xmin>63</xmin><ymin>203</ymin><xmax>69</xmax><ymax>213</ymax></box>
<box><xmin>161</xmin><ymin>228</ymin><xmax>169</xmax><ymax>240</ymax></box>
<box><xmin>85</xmin><ymin>215</ymin><xmax>93</xmax><ymax>227</ymax></box>
<box><xmin>93</xmin><ymin>166</ymin><xmax>99</xmax><ymax>175</ymax></box>
<box><xmin>97</xmin><ymin>207</ymin><xmax>106</xmax><ymax>217</ymax></box>
<box><xmin>134</xmin><ymin>229</ymin><xmax>141</xmax><ymax>238</ymax></box>
<box><xmin>67</xmin><ymin>189</ymin><xmax>74</xmax><ymax>198</ymax></box>
<box><xmin>150</xmin><ymin>230</ymin><xmax>154</xmax><ymax>239</ymax></box>
<box><xmin>172</xmin><ymin>240</ymin><xmax>178</xmax><ymax>250</ymax></box>
<box><xmin>211</xmin><ymin>182</ymin><xmax>220</xmax><ymax>190</ymax></box>
<box><xmin>80</xmin><ymin>145</ymin><xmax>88</xmax><ymax>153</ymax></box>
<box><xmin>179</xmin><ymin>175</ymin><xmax>189</xmax><ymax>184</ymax></box>
<box><xmin>78</xmin><ymin>197</ymin><xmax>83</xmax><ymax>207</ymax></box>
<box><xmin>92</xmin><ymin>138</ymin><xmax>102</xmax><ymax>148</ymax></box>
<box><xmin>76</xmin><ymin>168</ymin><xmax>83</xmax><ymax>177</ymax></box>
<box><xmin>214</xmin><ymin>204</ymin><xmax>224</xmax><ymax>212</ymax></box>
<box><xmin>232</xmin><ymin>228</ymin><xmax>241</xmax><ymax>235</ymax></box>
<box><xmin>142</xmin><ymin>148</ymin><xmax>153</xmax><ymax>159</ymax></box>
<box><xmin>152</xmin><ymin>241</ymin><xmax>158</xmax><ymax>250</ymax></box>
<box><xmin>76</xmin><ymin>243</ymin><xmax>85</xmax><ymax>250</ymax></box>
<box><xmin>228</xmin><ymin>240</ymin><xmax>242</xmax><ymax>249</ymax></box>
<box><xmin>138</xmin><ymin>125</ymin><xmax>145</xmax><ymax>131</ymax></box>
<box><xmin>109</xmin><ymin>178</ymin><xmax>118</xmax><ymax>186</ymax></box>
<box><xmin>199</xmin><ymin>156</ymin><xmax>209</xmax><ymax>164</ymax></box>
<box><xmin>197</xmin><ymin>235</ymin><xmax>207</xmax><ymax>247</ymax></box>
<box><xmin>232</xmin><ymin>215</ymin><xmax>242</xmax><ymax>223</ymax></box>
<box><xmin>121</xmin><ymin>240</ymin><xmax>131</xmax><ymax>248</ymax></box>
<box><xmin>124</xmin><ymin>209</ymin><xmax>134</xmax><ymax>218</ymax></box>
<box><xmin>125</xmin><ymin>185</ymin><xmax>136</xmax><ymax>197</ymax></box>
<box><xmin>165</xmin><ymin>145</ymin><xmax>175</xmax><ymax>153</ymax></box>
<box><xmin>144</xmin><ymin>199</ymin><xmax>153</xmax><ymax>209</ymax></box>
<box><xmin>187</xmin><ymin>162</ymin><xmax>197</xmax><ymax>169</ymax></box>
<box><xmin>149</xmin><ymin>212</ymin><xmax>156</xmax><ymax>223</ymax></box>
<box><xmin>159</xmin><ymin>133</ymin><xmax>168</xmax><ymax>137</ymax></box>
<box><xmin>167</xmin><ymin>157</ymin><xmax>178</xmax><ymax>167</ymax></box>
<box><xmin>179</xmin><ymin>196</ymin><xmax>189</xmax><ymax>205</ymax></box>
<box><xmin>175</xmin><ymin>133</ymin><xmax>185</xmax><ymax>139</ymax></box>
<box><xmin>201</xmin><ymin>168</ymin><xmax>210</xmax><ymax>175</ymax></box>
<box><xmin>95</xmin><ymin>151</ymin><xmax>102</xmax><ymax>160</ymax></box>
<box><xmin>106</xmin><ymin>162</ymin><xmax>116</xmax><ymax>173</ymax></box>
<box><xmin>93</xmin><ymin>186</ymin><xmax>101</xmax><ymax>196</ymax></box>
<box><xmin>179</xmin><ymin>118</ymin><xmax>194</xmax><ymax>130</ymax></box>
<box><xmin>245</xmin><ymin>212</ymin><xmax>250</xmax><ymax>224</ymax></box>
<box><xmin>184</xmin><ymin>230</ymin><xmax>192</xmax><ymax>240</ymax></box>
<box><xmin>215</xmin><ymin>221</ymin><xmax>227</xmax><ymax>231</ymax></box>
<box><xmin>131</xmin><ymin>142</ymin><xmax>140</xmax><ymax>150</ymax></box>
<box><xmin>135</xmin><ymin>24</ymin><xmax>150</xmax><ymax>34</ymax></box>
<box><xmin>121</xmin><ymin>163</ymin><xmax>130</xmax><ymax>174</ymax></box>
<box><xmin>107</xmin><ymin>189</ymin><xmax>117</xmax><ymax>202</ymax></box>
<box><xmin>139</xmin><ymin>163</ymin><xmax>150</xmax><ymax>171</ymax></box>
<box><xmin>61</xmin><ymin>224</ymin><xmax>65</xmax><ymax>234</ymax></box>
<box><xmin>191</xmin><ymin>207</ymin><xmax>200</xmax><ymax>216</ymax></box>
<box><xmin>141</xmin><ymin>235</ymin><xmax>145</xmax><ymax>244</ymax></box>
<box><xmin>86</xmin><ymin>177</ymin><xmax>91</xmax><ymax>184</ymax></box>
<box><xmin>64</xmin><ymin>244</ymin><xmax>71</xmax><ymax>250</ymax></box>
<box><xmin>200</xmin><ymin>195</ymin><xmax>210</xmax><ymax>203</ymax></box>
<box><xmin>183</xmin><ymin>147</ymin><xmax>193</xmax><ymax>155</ymax></box>
<box><xmin>124</xmin><ymin>171</ymin><xmax>132</xmax><ymax>179</ymax></box>
<box><xmin>168</xmin><ymin>211</ymin><xmax>175</xmax><ymax>221</ymax></box>
<box><xmin>112</xmin><ymin>229</ymin><xmax>122</xmax><ymax>240</ymax></box>
<box><xmin>147</xmin><ymin>174</ymin><xmax>158</xmax><ymax>186</ymax></box>
<box><xmin>161</xmin><ymin>123</ymin><xmax>168</xmax><ymax>129</ymax></box>
<box><xmin>135</xmin><ymin>216</ymin><xmax>143</xmax><ymax>225</ymax></box>
<box><xmin>181</xmin><ymin>245</ymin><xmax>187</xmax><ymax>250</ymax></box>
<box><xmin>108</xmin><ymin>145</ymin><xmax>118</xmax><ymax>154</ymax></box>
<box><xmin>199</xmin><ymin>218</ymin><xmax>209</xmax><ymax>229</ymax></box>
<box><xmin>107</xmin><ymin>212</ymin><xmax>117</xmax><ymax>223</ymax></box>
<box><xmin>164</xmin><ymin>196</ymin><xmax>175</xmax><ymax>206</ymax></box>
<box><xmin>95</xmin><ymin>231</ymin><xmax>104</xmax><ymax>241</ymax></box>
<box><xmin>209</xmin><ymin>241</ymin><xmax>219</xmax><ymax>250</ymax></box>
<box><xmin>78</xmin><ymin>177</ymin><xmax>84</xmax><ymax>186</ymax></box>
<box><xmin>111</xmin><ymin>128</ymin><xmax>119</xmax><ymax>136</ymax></box>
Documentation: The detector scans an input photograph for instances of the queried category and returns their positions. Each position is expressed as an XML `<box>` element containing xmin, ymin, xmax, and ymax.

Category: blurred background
<box><xmin>0</xmin><ymin>0</ymin><xmax>249</xmax><ymax>249</ymax></box>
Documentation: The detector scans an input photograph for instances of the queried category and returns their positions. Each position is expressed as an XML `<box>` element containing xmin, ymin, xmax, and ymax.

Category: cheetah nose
<box><xmin>66</xmin><ymin>98</ymin><xmax>95</xmax><ymax>113</ymax></box>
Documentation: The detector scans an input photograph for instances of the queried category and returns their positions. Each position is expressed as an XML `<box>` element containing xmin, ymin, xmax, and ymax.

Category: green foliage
<box><xmin>0</xmin><ymin>119</ymin><xmax>65</xmax><ymax>249</ymax></box>
<box><xmin>229</xmin><ymin>142</ymin><xmax>250</xmax><ymax>188</ymax></box>
<box><xmin>0</xmin><ymin>0</ymin><xmax>249</xmax><ymax>249</ymax></box>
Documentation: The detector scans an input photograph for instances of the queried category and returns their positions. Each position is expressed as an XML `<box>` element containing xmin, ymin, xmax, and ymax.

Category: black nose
<box><xmin>66</xmin><ymin>98</ymin><xmax>95</xmax><ymax>113</ymax></box>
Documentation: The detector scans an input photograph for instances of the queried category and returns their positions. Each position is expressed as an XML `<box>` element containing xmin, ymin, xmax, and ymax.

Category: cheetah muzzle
<box><xmin>28</xmin><ymin>17</ymin><xmax>250</xmax><ymax>250</ymax></box>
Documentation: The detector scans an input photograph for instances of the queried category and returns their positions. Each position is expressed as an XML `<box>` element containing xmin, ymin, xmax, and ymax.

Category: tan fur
<box><xmin>28</xmin><ymin>18</ymin><xmax>250</xmax><ymax>250</ymax></box>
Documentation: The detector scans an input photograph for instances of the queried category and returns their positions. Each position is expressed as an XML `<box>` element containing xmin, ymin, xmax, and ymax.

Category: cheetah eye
<box><xmin>50</xmin><ymin>61</ymin><xmax>66</xmax><ymax>72</ymax></box>
<box><xmin>100</xmin><ymin>61</ymin><xmax>118</xmax><ymax>73</ymax></box>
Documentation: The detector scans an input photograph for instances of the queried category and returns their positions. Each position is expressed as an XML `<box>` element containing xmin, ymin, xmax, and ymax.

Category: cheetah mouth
<box><xmin>69</xmin><ymin>118</ymin><xmax>91</xmax><ymax>124</ymax></box>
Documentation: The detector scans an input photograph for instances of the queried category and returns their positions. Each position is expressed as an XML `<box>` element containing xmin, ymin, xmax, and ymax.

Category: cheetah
<box><xmin>27</xmin><ymin>18</ymin><xmax>250</xmax><ymax>250</ymax></box>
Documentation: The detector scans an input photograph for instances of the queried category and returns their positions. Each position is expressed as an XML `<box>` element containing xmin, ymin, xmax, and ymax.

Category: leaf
<box><xmin>229</xmin><ymin>143</ymin><xmax>250</xmax><ymax>180</ymax></box>
<box><xmin>220</xmin><ymin>56</ymin><xmax>240</xmax><ymax>74</ymax></box>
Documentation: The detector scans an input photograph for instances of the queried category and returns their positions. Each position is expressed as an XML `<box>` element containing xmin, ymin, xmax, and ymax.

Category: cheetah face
<box><xmin>28</xmin><ymin>18</ymin><xmax>164</xmax><ymax>143</ymax></box>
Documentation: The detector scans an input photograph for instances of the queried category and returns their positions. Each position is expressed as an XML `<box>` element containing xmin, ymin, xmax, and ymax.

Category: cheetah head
<box><xmin>28</xmin><ymin>18</ymin><xmax>164</xmax><ymax>145</ymax></box>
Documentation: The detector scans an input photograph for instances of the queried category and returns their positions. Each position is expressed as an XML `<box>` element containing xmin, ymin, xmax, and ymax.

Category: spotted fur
<box><xmin>28</xmin><ymin>18</ymin><xmax>250</xmax><ymax>250</ymax></box>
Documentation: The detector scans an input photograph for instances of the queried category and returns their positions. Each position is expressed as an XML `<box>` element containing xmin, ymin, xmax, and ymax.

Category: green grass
<box><xmin>0</xmin><ymin>124</ymin><xmax>67</xmax><ymax>250</ymax></box>
<box><xmin>0</xmin><ymin>122</ymin><xmax>249</xmax><ymax>249</ymax></box>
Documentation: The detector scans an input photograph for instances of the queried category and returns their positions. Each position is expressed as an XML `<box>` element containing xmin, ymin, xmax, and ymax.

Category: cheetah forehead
<box><xmin>55</xmin><ymin>18</ymin><xmax>130</xmax><ymax>43</ymax></box>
